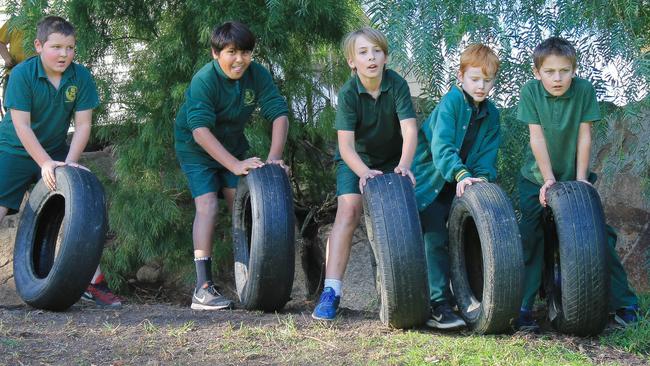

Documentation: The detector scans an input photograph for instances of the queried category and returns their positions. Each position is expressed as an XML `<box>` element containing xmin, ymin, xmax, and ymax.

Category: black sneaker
<box><xmin>426</xmin><ymin>302</ymin><xmax>466</xmax><ymax>330</ymax></box>
<box><xmin>515</xmin><ymin>309</ymin><xmax>540</xmax><ymax>333</ymax></box>
<box><xmin>613</xmin><ymin>304</ymin><xmax>640</xmax><ymax>327</ymax></box>
<box><xmin>190</xmin><ymin>283</ymin><xmax>234</xmax><ymax>310</ymax></box>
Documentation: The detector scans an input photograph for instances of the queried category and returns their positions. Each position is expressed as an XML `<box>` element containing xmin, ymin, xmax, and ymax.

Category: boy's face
<box><xmin>533</xmin><ymin>54</ymin><xmax>575</xmax><ymax>97</ymax></box>
<box><xmin>458</xmin><ymin>66</ymin><xmax>495</xmax><ymax>105</ymax></box>
<box><xmin>212</xmin><ymin>44</ymin><xmax>252</xmax><ymax>80</ymax></box>
<box><xmin>34</xmin><ymin>32</ymin><xmax>76</xmax><ymax>77</ymax></box>
<box><xmin>347</xmin><ymin>35</ymin><xmax>386</xmax><ymax>81</ymax></box>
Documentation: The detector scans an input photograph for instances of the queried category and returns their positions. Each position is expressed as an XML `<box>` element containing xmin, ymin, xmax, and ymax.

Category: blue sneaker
<box><xmin>515</xmin><ymin>309</ymin><xmax>540</xmax><ymax>333</ymax></box>
<box><xmin>312</xmin><ymin>287</ymin><xmax>340</xmax><ymax>321</ymax></box>
<box><xmin>614</xmin><ymin>304</ymin><xmax>640</xmax><ymax>327</ymax></box>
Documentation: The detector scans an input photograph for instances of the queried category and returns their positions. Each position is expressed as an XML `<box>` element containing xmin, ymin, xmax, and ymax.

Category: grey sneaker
<box><xmin>426</xmin><ymin>302</ymin><xmax>466</xmax><ymax>330</ymax></box>
<box><xmin>190</xmin><ymin>284</ymin><xmax>234</xmax><ymax>310</ymax></box>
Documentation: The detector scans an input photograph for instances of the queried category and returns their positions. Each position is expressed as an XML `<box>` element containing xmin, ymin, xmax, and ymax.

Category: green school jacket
<box><xmin>412</xmin><ymin>85</ymin><xmax>501</xmax><ymax>211</ymax></box>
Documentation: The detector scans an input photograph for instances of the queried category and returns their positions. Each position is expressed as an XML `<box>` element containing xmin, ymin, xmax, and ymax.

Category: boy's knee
<box><xmin>195</xmin><ymin>193</ymin><xmax>218</xmax><ymax>217</ymax></box>
<box><xmin>336</xmin><ymin>201</ymin><xmax>362</xmax><ymax>224</ymax></box>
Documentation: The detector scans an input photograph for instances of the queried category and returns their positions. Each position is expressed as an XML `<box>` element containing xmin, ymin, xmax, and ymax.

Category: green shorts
<box><xmin>335</xmin><ymin>160</ymin><xmax>396</xmax><ymax>196</ymax></box>
<box><xmin>180</xmin><ymin>162</ymin><xmax>240</xmax><ymax>198</ymax></box>
<box><xmin>0</xmin><ymin>147</ymin><xmax>68</xmax><ymax>215</ymax></box>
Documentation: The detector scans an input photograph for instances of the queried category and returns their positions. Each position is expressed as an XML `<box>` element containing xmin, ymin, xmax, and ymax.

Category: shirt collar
<box><xmin>460</xmin><ymin>86</ymin><xmax>489</xmax><ymax>118</ymax></box>
<box><xmin>354</xmin><ymin>69</ymin><xmax>391</xmax><ymax>95</ymax></box>
<box><xmin>36</xmin><ymin>56</ymin><xmax>75</xmax><ymax>84</ymax></box>
<box><xmin>213</xmin><ymin>60</ymin><xmax>238</xmax><ymax>83</ymax></box>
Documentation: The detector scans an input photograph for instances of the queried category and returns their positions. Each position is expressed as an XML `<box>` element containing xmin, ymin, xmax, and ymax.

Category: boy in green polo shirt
<box><xmin>311</xmin><ymin>27</ymin><xmax>418</xmax><ymax>321</ymax></box>
<box><xmin>174</xmin><ymin>21</ymin><xmax>289</xmax><ymax>310</ymax></box>
<box><xmin>516</xmin><ymin>37</ymin><xmax>639</xmax><ymax>331</ymax></box>
<box><xmin>0</xmin><ymin>16</ymin><xmax>122</xmax><ymax>307</ymax></box>
<box><xmin>411</xmin><ymin>44</ymin><xmax>501</xmax><ymax>329</ymax></box>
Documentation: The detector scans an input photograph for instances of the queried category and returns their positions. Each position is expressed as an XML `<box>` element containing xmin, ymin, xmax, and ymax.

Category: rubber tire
<box><xmin>362</xmin><ymin>173</ymin><xmax>429</xmax><ymax>328</ymax></box>
<box><xmin>448</xmin><ymin>183</ymin><xmax>524</xmax><ymax>334</ymax></box>
<box><xmin>13</xmin><ymin>166</ymin><xmax>107</xmax><ymax>311</ymax></box>
<box><xmin>542</xmin><ymin>181</ymin><xmax>609</xmax><ymax>336</ymax></box>
<box><xmin>232</xmin><ymin>164</ymin><xmax>295</xmax><ymax>311</ymax></box>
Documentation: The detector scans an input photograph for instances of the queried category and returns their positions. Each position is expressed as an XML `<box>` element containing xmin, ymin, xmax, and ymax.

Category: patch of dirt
<box><xmin>0</xmin><ymin>297</ymin><xmax>647</xmax><ymax>365</ymax></box>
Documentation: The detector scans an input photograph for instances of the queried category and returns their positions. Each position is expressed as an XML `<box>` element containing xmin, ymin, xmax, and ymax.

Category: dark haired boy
<box><xmin>174</xmin><ymin>21</ymin><xmax>289</xmax><ymax>310</ymax></box>
<box><xmin>516</xmin><ymin>37</ymin><xmax>639</xmax><ymax>331</ymax></box>
<box><xmin>0</xmin><ymin>16</ymin><xmax>121</xmax><ymax>307</ymax></box>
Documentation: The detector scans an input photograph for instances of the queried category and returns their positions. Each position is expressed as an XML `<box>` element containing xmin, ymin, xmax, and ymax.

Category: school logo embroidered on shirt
<box><xmin>244</xmin><ymin>89</ymin><xmax>255</xmax><ymax>106</ymax></box>
<box><xmin>65</xmin><ymin>85</ymin><xmax>78</xmax><ymax>102</ymax></box>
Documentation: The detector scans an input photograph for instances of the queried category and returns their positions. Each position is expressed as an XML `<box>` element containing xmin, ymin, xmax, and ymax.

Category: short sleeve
<box><xmin>74</xmin><ymin>65</ymin><xmax>100</xmax><ymax>111</ymax></box>
<box><xmin>334</xmin><ymin>87</ymin><xmax>358</xmax><ymax>131</ymax></box>
<box><xmin>581</xmin><ymin>82</ymin><xmax>601</xmax><ymax>122</ymax></box>
<box><xmin>0</xmin><ymin>22</ymin><xmax>10</xmax><ymax>44</ymax></box>
<box><xmin>517</xmin><ymin>82</ymin><xmax>540</xmax><ymax>125</ymax></box>
<box><xmin>394</xmin><ymin>75</ymin><xmax>416</xmax><ymax>121</ymax></box>
<box><xmin>255</xmin><ymin>64</ymin><xmax>289</xmax><ymax>122</ymax></box>
<box><xmin>4</xmin><ymin>64</ymin><xmax>31</xmax><ymax>111</ymax></box>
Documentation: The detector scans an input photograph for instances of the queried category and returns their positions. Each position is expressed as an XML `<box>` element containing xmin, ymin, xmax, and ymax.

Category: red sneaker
<box><xmin>82</xmin><ymin>281</ymin><xmax>122</xmax><ymax>308</ymax></box>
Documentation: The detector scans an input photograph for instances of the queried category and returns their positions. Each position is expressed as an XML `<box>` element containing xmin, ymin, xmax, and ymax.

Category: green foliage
<box><xmin>366</xmin><ymin>0</ymin><xmax>650</xmax><ymax>204</ymax></box>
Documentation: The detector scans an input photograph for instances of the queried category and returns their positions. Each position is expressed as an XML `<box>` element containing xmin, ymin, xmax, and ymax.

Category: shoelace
<box><xmin>205</xmin><ymin>284</ymin><xmax>223</xmax><ymax>297</ymax></box>
<box><xmin>93</xmin><ymin>282</ymin><xmax>121</xmax><ymax>301</ymax></box>
<box><xmin>320</xmin><ymin>290</ymin><xmax>336</xmax><ymax>303</ymax></box>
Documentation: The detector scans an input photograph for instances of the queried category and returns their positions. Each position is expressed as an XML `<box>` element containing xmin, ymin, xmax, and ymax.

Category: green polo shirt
<box><xmin>174</xmin><ymin>60</ymin><xmax>289</xmax><ymax>166</ymax></box>
<box><xmin>517</xmin><ymin>77</ymin><xmax>600</xmax><ymax>185</ymax></box>
<box><xmin>412</xmin><ymin>85</ymin><xmax>501</xmax><ymax>211</ymax></box>
<box><xmin>0</xmin><ymin>56</ymin><xmax>100</xmax><ymax>156</ymax></box>
<box><xmin>334</xmin><ymin>69</ymin><xmax>416</xmax><ymax>169</ymax></box>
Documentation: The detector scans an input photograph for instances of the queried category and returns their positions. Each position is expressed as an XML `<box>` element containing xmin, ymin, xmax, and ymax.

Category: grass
<box><xmin>601</xmin><ymin>293</ymin><xmax>650</xmax><ymax>357</ymax></box>
<box><xmin>0</xmin><ymin>294</ymin><xmax>648</xmax><ymax>365</ymax></box>
<box><xmin>208</xmin><ymin>317</ymin><xmax>599</xmax><ymax>365</ymax></box>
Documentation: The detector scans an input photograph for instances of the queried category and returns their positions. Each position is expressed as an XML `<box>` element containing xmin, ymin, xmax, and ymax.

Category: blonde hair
<box><xmin>342</xmin><ymin>27</ymin><xmax>389</xmax><ymax>62</ymax></box>
<box><xmin>459</xmin><ymin>44</ymin><xmax>500</xmax><ymax>76</ymax></box>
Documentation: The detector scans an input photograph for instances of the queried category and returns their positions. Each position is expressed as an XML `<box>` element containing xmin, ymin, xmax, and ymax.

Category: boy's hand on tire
<box><xmin>41</xmin><ymin>160</ymin><xmax>66</xmax><ymax>191</ymax></box>
<box><xmin>233</xmin><ymin>157</ymin><xmax>264</xmax><ymax>175</ymax></box>
<box><xmin>267</xmin><ymin>159</ymin><xmax>290</xmax><ymax>175</ymax></box>
<box><xmin>65</xmin><ymin>162</ymin><xmax>91</xmax><ymax>172</ymax></box>
<box><xmin>394</xmin><ymin>165</ymin><xmax>415</xmax><ymax>186</ymax></box>
<box><xmin>456</xmin><ymin>177</ymin><xmax>484</xmax><ymax>197</ymax></box>
<box><xmin>359</xmin><ymin>169</ymin><xmax>383</xmax><ymax>194</ymax></box>
<box><xmin>539</xmin><ymin>179</ymin><xmax>556</xmax><ymax>207</ymax></box>
<box><xmin>577</xmin><ymin>179</ymin><xmax>593</xmax><ymax>187</ymax></box>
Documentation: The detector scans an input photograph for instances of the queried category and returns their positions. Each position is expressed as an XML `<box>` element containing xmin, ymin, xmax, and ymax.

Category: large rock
<box><xmin>592</xmin><ymin>103</ymin><xmax>650</xmax><ymax>292</ymax></box>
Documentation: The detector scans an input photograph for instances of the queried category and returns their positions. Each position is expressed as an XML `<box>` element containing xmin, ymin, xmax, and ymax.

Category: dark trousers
<box><xmin>518</xmin><ymin>175</ymin><xmax>638</xmax><ymax>310</ymax></box>
<box><xmin>419</xmin><ymin>183</ymin><xmax>456</xmax><ymax>305</ymax></box>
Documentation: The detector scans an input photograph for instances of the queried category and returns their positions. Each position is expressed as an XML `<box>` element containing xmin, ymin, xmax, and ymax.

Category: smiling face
<box><xmin>213</xmin><ymin>43</ymin><xmax>252</xmax><ymax>80</ymax></box>
<box><xmin>533</xmin><ymin>54</ymin><xmax>575</xmax><ymax>97</ymax></box>
<box><xmin>458</xmin><ymin>66</ymin><xmax>495</xmax><ymax>104</ymax></box>
<box><xmin>35</xmin><ymin>32</ymin><xmax>75</xmax><ymax>77</ymax></box>
<box><xmin>347</xmin><ymin>35</ymin><xmax>387</xmax><ymax>82</ymax></box>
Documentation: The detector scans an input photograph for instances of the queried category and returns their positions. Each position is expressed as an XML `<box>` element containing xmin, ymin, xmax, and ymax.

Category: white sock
<box><xmin>324</xmin><ymin>279</ymin><xmax>342</xmax><ymax>297</ymax></box>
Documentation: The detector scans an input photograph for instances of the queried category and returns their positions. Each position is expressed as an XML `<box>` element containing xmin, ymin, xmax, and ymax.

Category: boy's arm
<box><xmin>338</xmin><ymin>130</ymin><xmax>380</xmax><ymax>193</ymax></box>
<box><xmin>0</xmin><ymin>41</ymin><xmax>13</xmax><ymax>68</ymax></box>
<box><xmin>65</xmin><ymin>109</ymin><xmax>92</xmax><ymax>166</ymax></box>
<box><xmin>529</xmin><ymin>124</ymin><xmax>555</xmax><ymax>206</ymax></box>
<box><xmin>396</xmin><ymin>117</ymin><xmax>417</xmax><ymax>185</ymax></box>
<box><xmin>575</xmin><ymin>122</ymin><xmax>592</xmax><ymax>183</ymax></box>
<box><xmin>192</xmin><ymin>127</ymin><xmax>263</xmax><ymax>176</ymax></box>
<box><xmin>11</xmin><ymin>109</ymin><xmax>63</xmax><ymax>190</ymax></box>
<box><xmin>266</xmin><ymin>115</ymin><xmax>289</xmax><ymax>171</ymax></box>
